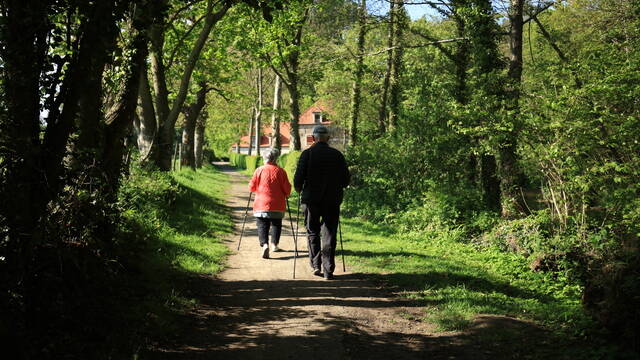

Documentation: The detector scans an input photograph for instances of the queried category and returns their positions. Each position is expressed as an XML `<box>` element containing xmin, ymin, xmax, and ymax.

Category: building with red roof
<box><xmin>231</xmin><ymin>100</ymin><xmax>345</xmax><ymax>155</ymax></box>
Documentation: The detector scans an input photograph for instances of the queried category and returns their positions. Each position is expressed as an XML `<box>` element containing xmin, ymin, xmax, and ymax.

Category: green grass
<box><xmin>119</xmin><ymin>165</ymin><xmax>234</xmax><ymax>355</ymax></box>
<box><xmin>160</xmin><ymin>167</ymin><xmax>233</xmax><ymax>273</ymax></box>
<box><xmin>339</xmin><ymin>218</ymin><xmax>591</xmax><ymax>334</ymax></box>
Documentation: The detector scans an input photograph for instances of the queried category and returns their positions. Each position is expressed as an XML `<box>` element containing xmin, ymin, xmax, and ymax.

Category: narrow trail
<box><xmin>147</xmin><ymin>163</ymin><xmax>553</xmax><ymax>359</ymax></box>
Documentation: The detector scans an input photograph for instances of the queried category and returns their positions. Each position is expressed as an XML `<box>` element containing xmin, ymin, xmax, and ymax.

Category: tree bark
<box><xmin>194</xmin><ymin>118</ymin><xmax>205</xmax><ymax>168</ymax></box>
<box><xmin>271</xmin><ymin>74</ymin><xmax>283</xmax><ymax>150</ymax></box>
<box><xmin>500</xmin><ymin>0</ymin><xmax>527</xmax><ymax>218</ymax></box>
<box><xmin>254</xmin><ymin>68</ymin><xmax>263</xmax><ymax>155</ymax></box>
<box><xmin>388</xmin><ymin>0</ymin><xmax>406</xmax><ymax>130</ymax></box>
<box><xmin>181</xmin><ymin>82</ymin><xmax>208</xmax><ymax>170</ymax></box>
<box><xmin>103</xmin><ymin>3</ymin><xmax>152</xmax><ymax>192</ymax></box>
<box><xmin>248</xmin><ymin>106</ymin><xmax>255</xmax><ymax>155</ymax></box>
<box><xmin>377</xmin><ymin>0</ymin><xmax>395</xmax><ymax>135</ymax></box>
<box><xmin>481</xmin><ymin>154</ymin><xmax>501</xmax><ymax>212</ymax></box>
<box><xmin>135</xmin><ymin>68</ymin><xmax>158</xmax><ymax>163</ymax></box>
<box><xmin>349</xmin><ymin>0</ymin><xmax>367</xmax><ymax>146</ymax></box>
<box><xmin>287</xmin><ymin>78</ymin><xmax>302</xmax><ymax>150</ymax></box>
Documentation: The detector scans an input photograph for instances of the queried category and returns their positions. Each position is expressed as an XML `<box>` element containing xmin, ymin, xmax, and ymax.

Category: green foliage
<box><xmin>229</xmin><ymin>152</ymin><xmax>247</xmax><ymax>169</ymax></box>
<box><xmin>244</xmin><ymin>154</ymin><xmax>261</xmax><ymax>173</ymax></box>
<box><xmin>117</xmin><ymin>165</ymin><xmax>232</xmax><ymax>355</ymax></box>
<box><xmin>279</xmin><ymin>150</ymin><xmax>301</xmax><ymax>184</ymax></box>
<box><xmin>476</xmin><ymin>210</ymin><xmax>554</xmax><ymax>258</ymax></box>
<box><xmin>339</xmin><ymin>217</ymin><xmax>597</xmax><ymax>352</ymax></box>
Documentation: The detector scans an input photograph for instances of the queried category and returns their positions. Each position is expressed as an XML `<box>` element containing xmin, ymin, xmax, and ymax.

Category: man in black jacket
<box><xmin>294</xmin><ymin>125</ymin><xmax>350</xmax><ymax>280</ymax></box>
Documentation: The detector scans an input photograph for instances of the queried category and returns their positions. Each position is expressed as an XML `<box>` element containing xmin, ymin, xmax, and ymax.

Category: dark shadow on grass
<box><xmin>340</xmin><ymin>249</ymin><xmax>552</xmax><ymax>303</ymax></box>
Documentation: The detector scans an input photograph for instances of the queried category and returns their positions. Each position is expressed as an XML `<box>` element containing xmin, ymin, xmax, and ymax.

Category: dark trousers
<box><xmin>256</xmin><ymin>217</ymin><xmax>282</xmax><ymax>247</ymax></box>
<box><xmin>304</xmin><ymin>202</ymin><xmax>340</xmax><ymax>274</ymax></box>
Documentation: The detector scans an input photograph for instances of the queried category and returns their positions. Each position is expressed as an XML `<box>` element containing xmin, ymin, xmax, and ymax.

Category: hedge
<box><xmin>229</xmin><ymin>152</ymin><xmax>247</xmax><ymax>169</ymax></box>
<box><xmin>230</xmin><ymin>150</ymin><xmax>301</xmax><ymax>184</ymax></box>
<box><xmin>279</xmin><ymin>151</ymin><xmax>301</xmax><ymax>184</ymax></box>
<box><xmin>245</xmin><ymin>155</ymin><xmax>262</xmax><ymax>174</ymax></box>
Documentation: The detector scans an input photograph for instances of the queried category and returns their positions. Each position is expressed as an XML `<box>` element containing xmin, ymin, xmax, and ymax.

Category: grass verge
<box><xmin>338</xmin><ymin>217</ymin><xmax>614</xmax><ymax>358</ymax></box>
<box><xmin>118</xmin><ymin>165</ymin><xmax>233</xmax><ymax>355</ymax></box>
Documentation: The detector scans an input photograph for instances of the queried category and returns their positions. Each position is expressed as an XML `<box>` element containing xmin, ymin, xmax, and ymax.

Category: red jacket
<box><xmin>249</xmin><ymin>163</ymin><xmax>292</xmax><ymax>212</ymax></box>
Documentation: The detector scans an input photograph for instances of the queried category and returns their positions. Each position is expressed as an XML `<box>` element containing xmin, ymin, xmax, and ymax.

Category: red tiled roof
<box><xmin>235</xmin><ymin>101</ymin><xmax>333</xmax><ymax>147</ymax></box>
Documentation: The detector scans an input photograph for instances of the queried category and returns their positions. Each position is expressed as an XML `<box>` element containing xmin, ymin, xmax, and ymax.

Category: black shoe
<box><xmin>312</xmin><ymin>268</ymin><xmax>322</xmax><ymax>276</ymax></box>
<box><xmin>323</xmin><ymin>272</ymin><xmax>334</xmax><ymax>280</ymax></box>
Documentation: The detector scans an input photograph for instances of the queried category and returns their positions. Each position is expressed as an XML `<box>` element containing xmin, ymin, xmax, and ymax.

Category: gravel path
<box><xmin>147</xmin><ymin>163</ymin><xmax>564</xmax><ymax>359</ymax></box>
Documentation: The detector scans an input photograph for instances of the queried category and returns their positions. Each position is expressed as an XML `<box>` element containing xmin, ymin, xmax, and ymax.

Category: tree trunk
<box><xmin>288</xmin><ymin>79</ymin><xmax>302</xmax><ymax>150</ymax></box>
<box><xmin>349</xmin><ymin>0</ymin><xmax>367</xmax><ymax>146</ymax></box>
<box><xmin>103</xmin><ymin>4</ymin><xmax>151</xmax><ymax>192</ymax></box>
<box><xmin>152</xmin><ymin>0</ymin><xmax>231</xmax><ymax>170</ymax></box>
<box><xmin>194</xmin><ymin>119</ymin><xmax>205</xmax><ymax>168</ymax></box>
<box><xmin>500</xmin><ymin>0</ymin><xmax>527</xmax><ymax>218</ymax></box>
<box><xmin>148</xmin><ymin>0</ymin><xmax>171</xmax><ymax>170</ymax></box>
<box><xmin>388</xmin><ymin>0</ymin><xmax>406</xmax><ymax>130</ymax></box>
<box><xmin>0</xmin><ymin>1</ymin><xmax>49</xmax><ymax>302</ymax></box>
<box><xmin>135</xmin><ymin>68</ymin><xmax>158</xmax><ymax>163</ymax></box>
<box><xmin>271</xmin><ymin>8</ymin><xmax>308</xmax><ymax>151</ymax></box>
<box><xmin>181</xmin><ymin>82</ymin><xmax>208</xmax><ymax>170</ymax></box>
<box><xmin>271</xmin><ymin>74</ymin><xmax>283</xmax><ymax>150</ymax></box>
<box><xmin>248</xmin><ymin>106</ymin><xmax>255</xmax><ymax>155</ymax></box>
<box><xmin>481</xmin><ymin>154</ymin><xmax>501</xmax><ymax>212</ymax></box>
<box><xmin>254</xmin><ymin>68</ymin><xmax>263</xmax><ymax>155</ymax></box>
<box><xmin>377</xmin><ymin>0</ymin><xmax>395</xmax><ymax>135</ymax></box>
<box><xmin>283</xmin><ymin>12</ymin><xmax>306</xmax><ymax>151</ymax></box>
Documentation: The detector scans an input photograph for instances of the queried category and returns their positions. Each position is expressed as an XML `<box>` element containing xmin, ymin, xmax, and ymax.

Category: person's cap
<box><xmin>312</xmin><ymin>125</ymin><xmax>329</xmax><ymax>136</ymax></box>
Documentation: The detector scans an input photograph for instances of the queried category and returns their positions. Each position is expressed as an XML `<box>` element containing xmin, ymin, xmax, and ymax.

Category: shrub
<box><xmin>229</xmin><ymin>153</ymin><xmax>247</xmax><ymax>169</ymax></box>
<box><xmin>245</xmin><ymin>155</ymin><xmax>261</xmax><ymax>173</ymax></box>
<box><xmin>475</xmin><ymin>210</ymin><xmax>553</xmax><ymax>257</ymax></box>
<box><xmin>280</xmin><ymin>151</ymin><xmax>301</xmax><ymax>184</ymax></box>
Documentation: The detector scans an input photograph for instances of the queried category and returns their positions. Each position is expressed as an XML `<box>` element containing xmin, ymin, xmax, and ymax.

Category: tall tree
<box><xmin>377</xmin><ymin>0</ymin><xmax>395</xmax><ymax>133</ymax></box>
<box><xmin>144</xmin><ymin>0</ymin><xmax>232</xmax><ymax>170</ymax></box>
<box><xmin>499</xmin><ymin>0</ymin><xmax>527</xmax><ymax>218</ymax></box>
<box><xmin>181</xmin><ymin>81</ymin><xmax>209</xmax><ymax>169</ymax></box>
<box><xmin>238</xmin><ymin>1</ymin><xmax>310</xmax><ymax>150</ymax></box>
<box><xmin>388</xmin><ymin>0</ymin><xmax>407</xmax><ymax>129</ymax></box>
<box><xmin>194</xmin><ymin>112</ymin><xmax>207</xmax><ymax>168</ymax></box>
<box><xmin>254</xmin><ymin>68</ymin><xmax>264</xmax><ymax>155</ymax></box>
<box><xmin>348</xmin><ymin>0</ymin><xmax>367</xmax><ymax>146</ymax></box>
<box><xmin>271</xmin><ymin>73</ymin><xmax>283</xmax><ymax>150</ymax></box>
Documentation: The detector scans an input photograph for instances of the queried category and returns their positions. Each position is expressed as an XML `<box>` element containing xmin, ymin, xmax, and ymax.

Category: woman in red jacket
<box><xmin>249</xmin><ymin>148</ymin><xmax>292</xmax><ymax>259</ymax></box>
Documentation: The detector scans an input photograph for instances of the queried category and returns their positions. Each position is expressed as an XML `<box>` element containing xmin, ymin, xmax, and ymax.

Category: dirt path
<box><xmin>146</xmin><ymin>164</ymin><xmax>564</xmax><ymax>359</ymax></box>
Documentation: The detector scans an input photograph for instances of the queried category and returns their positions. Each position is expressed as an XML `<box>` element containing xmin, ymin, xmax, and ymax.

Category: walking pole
<box><xmin>295</xmin><ymin>191</ymin><xmax>302</xmax><ymax>250</ymax></box>
<box><xmin>237</xmin><ymin>192</ymin><xmax>253</xmax><ymax>251</ymax></box>
<box><xmin>339</xmin><ymin>220</ymin><xmax>346</xmax><ymax>272</ymax></box>
<box><xmin>287</xmin><ymin>200</ymin><xmax>298</xmax><ymax>279</ymax></box>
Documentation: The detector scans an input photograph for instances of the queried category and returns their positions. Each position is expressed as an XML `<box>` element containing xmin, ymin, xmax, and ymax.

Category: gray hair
<box><xmin>263</xmin><ymin>148</ymin><xmax>280</xmax><ymax>163</ymax></box>
<box><xmin>312</xmin><ymin>125</ymin><xmax>330</xmax><ymax>141</ymax></box>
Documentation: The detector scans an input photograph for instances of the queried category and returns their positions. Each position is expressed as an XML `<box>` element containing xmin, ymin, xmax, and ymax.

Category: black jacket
<box><xmin>293</xmin><ymin>142</ymin><xmax>350</xmax><ymax>205</ymax></box>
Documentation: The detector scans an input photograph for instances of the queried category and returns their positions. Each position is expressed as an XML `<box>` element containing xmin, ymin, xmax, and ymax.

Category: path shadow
<box><xmin>144</xmin><ymin>273</ymin><xmax>591</xmax><ymax>360</ymax></box>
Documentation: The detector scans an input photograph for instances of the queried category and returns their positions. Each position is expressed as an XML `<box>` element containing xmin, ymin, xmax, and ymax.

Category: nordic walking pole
<box><xmin>237</xmin><ymin>192</ymin><xmax>253</xmax><ymax>251</ymax></box>
<box><xmin>339</xmin><ymin>220</ymin><xmax>346</xmax><ymax>272</ymax></box>
<box><xmin>287</xmin><ymin>200</ymin><xmax>298</xmax><ymax>279</ymax></box>
<box><xmin>295</xmin><ymin>191</ymin><xmax>302</xmax><ymax>254</ymax></box>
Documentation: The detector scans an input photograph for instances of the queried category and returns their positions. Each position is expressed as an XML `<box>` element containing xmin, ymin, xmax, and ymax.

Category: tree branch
<box><xmin>409</xmin><ymin>27</ymin><xmax>455</xmax><ymax>60</ymax></box>
<box><xmin>365</xmin><ymin>37</ymin><xmax>466</xmax><ymax>57</ymax></box>
<box><xmin>167</xmin><ymin>0</ymin><xmax>206</xmax><ymax>26</ymax></box>
<box><xmin>523</xmin><ymin>1</ymin><xmax>557</xmax><ymax>25</ymax></box>
<box><xmin>166</xmin><ymin>13</ymin><xmax>206</xmax><ymax>69</ymax></box>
